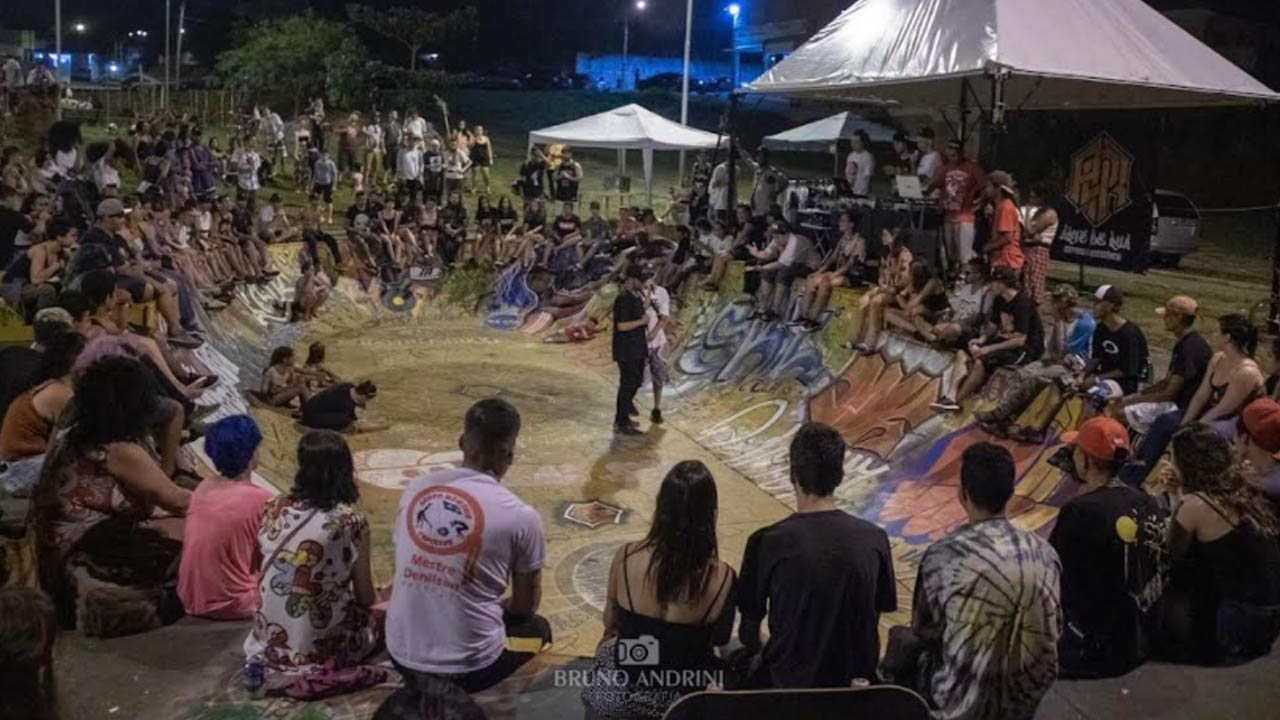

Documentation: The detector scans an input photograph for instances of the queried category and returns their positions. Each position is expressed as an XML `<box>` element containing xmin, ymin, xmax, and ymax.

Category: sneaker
<box><xmin>614</xmin><ymin>423</ymin><xmax>644</xmax><ymax>436</ymax></box>
<box><xmin>628</xmin><ymin>406</ymin><xmax>640</xmax><ymax>418</ymax></box>
<box><xmin>930</xmin><ymin>397</ymin><xmax>961</xmax><ymax>413</ymax></box>
<box><xmin>650</xmin><ymin>408</ymin><xmax>664</xmax><ymax>425</ymax></box>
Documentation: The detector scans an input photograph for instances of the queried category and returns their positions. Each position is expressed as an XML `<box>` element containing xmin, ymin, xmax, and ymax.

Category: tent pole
<box><xmin>959</xmin><ymin>79</ymin><xmax>969</xmax><ymax>146</ymax></box>
<box><xmin>727</xmin><ymin>93</ymin><xmax>739</xmax><ymax>216</ymax></box>
<box><xmin>1271</xmin><ymin>203</ymin><xmax>1280</xmax><ymax>334</ymax></box>
<box><xmin>987</xmin><ymin>69</ymin><xmax>1008</xmax><ymax>167</ymax></box>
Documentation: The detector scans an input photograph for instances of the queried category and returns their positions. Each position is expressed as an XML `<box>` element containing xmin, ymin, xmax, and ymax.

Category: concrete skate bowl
<box><xmin>190</xmin><ymin>244</ymin><xmax>1084</xmax><ymax>659</ymax></box>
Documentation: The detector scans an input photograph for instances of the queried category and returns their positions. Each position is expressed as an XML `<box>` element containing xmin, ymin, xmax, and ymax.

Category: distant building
<box><xmin>576</xmin><ymin>53</ymin><xmax>764</xmax><ymax>91</ymax></box>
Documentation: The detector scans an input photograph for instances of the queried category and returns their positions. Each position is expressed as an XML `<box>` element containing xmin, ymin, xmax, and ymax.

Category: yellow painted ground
<box><xmin>247</xmin><ymin>317</ymin><xmax>790</xmax><ymax>658</ymax></box>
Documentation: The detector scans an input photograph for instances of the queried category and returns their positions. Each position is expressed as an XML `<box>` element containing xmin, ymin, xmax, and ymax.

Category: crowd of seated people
<box><xmin>7</xmin><ymin>109</ymin><xmax>1280</xmax><ymax>719</ymax></box>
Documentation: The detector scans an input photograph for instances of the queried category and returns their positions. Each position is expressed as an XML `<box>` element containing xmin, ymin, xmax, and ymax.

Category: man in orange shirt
<box><xmin>983</xmin><ymin>170</ymin><xmax>1024</xmax><ymax>271</ymax></box>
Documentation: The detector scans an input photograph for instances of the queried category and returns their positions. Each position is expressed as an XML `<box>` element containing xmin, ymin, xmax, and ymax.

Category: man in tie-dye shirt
<box><xmin>882</xmin><ymin>443</ymin><xmax>1062</xmax><ymax>720</ymax></box>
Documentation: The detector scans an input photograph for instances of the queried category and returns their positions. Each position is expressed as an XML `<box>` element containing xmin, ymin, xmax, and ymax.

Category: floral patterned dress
<box><xmin>243</xmin><ymin>497</ymin><xmax>378</xmax><ymax>673</ymax></box>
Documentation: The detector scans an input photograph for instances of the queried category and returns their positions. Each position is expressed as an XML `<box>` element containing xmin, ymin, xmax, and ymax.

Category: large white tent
<box><xmin>762</xmin><ymin>112</ymin><xmax>898</xmax><ymax>152</ymax></box>
<box><xmin>745</xmin><ymin>0</ymin><xmax>1280</xmax><ymax>109</ymax></box>
<box><xmin>528</xmin><ymin>104</ymin><xmax>722</xmax><ymax>201</ymax></box>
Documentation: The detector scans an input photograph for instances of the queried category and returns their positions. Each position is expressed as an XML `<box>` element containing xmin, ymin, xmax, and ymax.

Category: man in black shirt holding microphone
<box><xmin>613</xmin><ymin>263</ymin><xmax>651</xmax><ymax>435</ymax></box>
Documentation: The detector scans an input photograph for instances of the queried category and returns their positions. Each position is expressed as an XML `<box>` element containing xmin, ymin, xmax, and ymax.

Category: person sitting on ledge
<box><xmin>975</xmin><ymin>283</ymin><xmax>1095</xmax><ymax>442</ymax></box>
<box><xmin>1122</xmin><ymin>313</ymin><xmax>1259</xmax><ymax>487</ymax></box>
<box><xmin>881</xmin><ymin>259</ymin><xmax>950</xmax><ymax>343</ymax></box>
<box><xmin>1237</xmin><ymin>397</ymin><xmax>1280</xmax><ymax>502</ymax></box>
<box><xmin>793</xmin><ymin>209</ymin><xmax>866</xmax><ymax>330</ymax></box>
<box><xmin>933</xmin><ymin>266</ymin><xmax>1043</xmax><ymax>413</ymax></box>
<box><xmin>701</xmin><ymin>205</ymin><xmax>764</xmax><ymax>293</ymax></box>
<box><xmin>1109</xmin><ymin>295</ymin><xmax>1211</xmax><ymax>440</ymax></box>
<box><xmin>177</xmin><ymin>415</ymin><xmax>272</xmax><ymax>620</ymax></box>
<box><xmin>244</xmin><ymin>430</ymin><xmax>380</xmax><ymax>676</ymax></box>
<box><xmin>582</xmin><ymin>460</ymin><xmax>736</xmax><ymax>719</ymax></box>
<box><xmin>931</xmin><ymin>258</ymin><xmax>992</xmax><ymax>348</ymax></box>
<box><xmin>1051</xmin><ymin>417</ymin><xmax>1165</xmax><ymax>678</ymax></box>
<box><xmin>299</xmin><ymin>379</ymin><xmax>383</xmax><ymax>433</ymax></box>
<box><xmin>744</xmin><ymin>221</ymin><xmax>820</xmax><ymax>323</ymax></box>
<box><xmin>737</xmin><ymin>422</ymin><xmax>896</xmax><ymax>688</ymax></box>
<box><xmin>1158</xmin><ymin>423</ymin><xmax>1280</xmax><ymax>665</ymax></box>
<box><xmin>256</xmin><ymin>346</ymin><xmax>310</xmax><ymax>409</ymax></box>
<box><xmin>387</xmin><ymin>398</ymin><xmax>551</xmax><ymax>694</ymax></box>
<box><xmin>1074</xmin><ymin>284</ymin><xmax>1148</xmax><ymax>417</ymax></box>
<box><xmin>881</xmin><ymin>442</ymin><xmax>1061</xmax><ymax>720</ymax></box>
<box><xmin>0</xmin><ymin>329</ymin><xmax>84</xmax><ymax>496</ymax></box>
<box><xmin>845</xmin><ymin>226</ymin><xmax>912</xmax><ymax>353</ymax></box>
<box><xmin>30</xmin><ymin>356</ymin><xmax>190</xmax><ymax>629</ymax></box>
<box><xmin>0</xmin><ymin>306</ymin><xmax>73</xmax><ymax>422</ymax></box>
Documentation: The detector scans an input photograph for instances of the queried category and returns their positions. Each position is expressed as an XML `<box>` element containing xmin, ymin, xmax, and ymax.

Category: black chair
<box><xmin>662</xmin><ymin>684</ymin><xmax>931</xmax><ymax>720</ymax></box>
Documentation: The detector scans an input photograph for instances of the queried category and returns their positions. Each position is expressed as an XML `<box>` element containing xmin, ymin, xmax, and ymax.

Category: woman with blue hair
<box><xmin>177</xmin><ymin>414</ymin><xmax>273</xmax><ymax>619</ymax></box>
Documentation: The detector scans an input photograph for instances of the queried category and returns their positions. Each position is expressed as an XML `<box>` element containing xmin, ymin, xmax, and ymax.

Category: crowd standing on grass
<box><xmin>2</xmin><ymin>87</ymin><xmax>1280</xmax><ymax>718</ymax></box>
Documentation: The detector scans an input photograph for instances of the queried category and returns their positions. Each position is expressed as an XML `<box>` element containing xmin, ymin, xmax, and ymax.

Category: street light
<box><xmin>622</xmin><ymin>0</ymin><xmax>647</xmax><ymax>90</ymax></box>
<box><xmin>678</xmin><ymin>0</ymin><xmax>694</xmax><ymax>178</ymax></box>
<box><xmin>73</xmin><ymin>22</ymin><xmax>87</xmax><ymax>33</ymax></box>
<box><xmin>726</xmin><ymin>4</ymin><xmax>742</xmax><ymax>88</ymax></box>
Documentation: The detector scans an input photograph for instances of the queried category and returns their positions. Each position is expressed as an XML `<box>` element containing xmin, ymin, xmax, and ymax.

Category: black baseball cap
<box><xmin>991</xmin><ymin>266</ymin><xmax>1020</xmax><ymax>288</ymax></box>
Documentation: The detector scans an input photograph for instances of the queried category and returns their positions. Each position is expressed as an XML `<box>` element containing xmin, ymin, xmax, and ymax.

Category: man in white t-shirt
<box><xmin>915</xmin><ymin>127</ymin><xmax>942</xmax><ymax>186</ymax></box>
<box><xmin>746</xmin><ymin>222</ymin><xmax>821</xmax><ymax>322</ymax></box>
<box><xmin>404</xmin><ymin>109</ymin><xmax>428</xmax><ymax>142</ymax></box>
<box><xmin>641</xmin><ymin>265</ymin><xmax>671</xmax><ymax>425</ymax></box>
<box><xmin>844</xmin><ymin>130</ymin><xmax>875</xmax><ymax>196</ymax></box>
<box><xmin>386</xmin><ymin>398</ymin><xmax>549</xmax><ymax>693</ymax></box>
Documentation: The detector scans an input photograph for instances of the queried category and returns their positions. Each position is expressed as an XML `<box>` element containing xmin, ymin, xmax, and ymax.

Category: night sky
<box><xmin>2</xmin><ymin>0</ymin><xmax>1276</xmax><ymax>73</ymax></box>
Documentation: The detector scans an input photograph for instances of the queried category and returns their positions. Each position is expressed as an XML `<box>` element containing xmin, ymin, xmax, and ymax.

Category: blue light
<box><xmin>33</xmin><ymin>51</ymin><xmax>44</xmax><ymax>59</ymax></box>
<box><xmin>727</xmin><ymin>3</ymin><xmax>741</xmax><ymax>18</ymax></box>
<box><xmin>108</xmin><ymin>63</ymin><xmax>120</xmax><ymax>73</ymax></box>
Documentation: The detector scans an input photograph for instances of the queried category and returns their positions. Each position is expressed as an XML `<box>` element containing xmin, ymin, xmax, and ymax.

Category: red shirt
<box><xmin>935</xmin><ymin>160</ymin><xmax>986</xmax><ymax>223</ymax></box>
<box><xmin>990</xmin><ymin>198</ymin><xmax>1025</xmax><ymax>270</ymax></box>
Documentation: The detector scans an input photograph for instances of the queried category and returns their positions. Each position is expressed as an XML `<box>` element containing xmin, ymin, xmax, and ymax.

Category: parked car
<box><xmin>637</xmin><ymin>73</ymin><xmax>683</xmax><ymax>91</ymax></box>
<box><xmin>465</xmin><ymin>73</ymin><xmax>523</xmax><ymax>90</ymax></box>
<box><xmin>1149</xmin><ymin>189</ymin><xmax>1200</xmax><ymax>267</ymax></box>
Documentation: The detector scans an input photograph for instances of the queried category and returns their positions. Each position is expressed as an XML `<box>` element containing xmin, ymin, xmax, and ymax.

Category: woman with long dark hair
<box><xmin>883</xmin><ymin>259</ymin><xmax>950</xmax><ymax>343</ymax></box>
<box><xmin>846</xmin><ymin>227</ymin><xmax>913</xmax><ymax>352</ymax></box>
<box><xmin>583</xmin><ymin>460</ymin><xmax>736</xmax><ymax>719</ymax></box>
<box><xmin>1162</xmin><ymin>424</ymin><xmax>1280</xmax><ymax>663</ymax></box>
<box><xmin>1179</xmin><ymin>314</ymin><xmax>1264</xmax><ymax>429</ymax></box>
<box><xmin>29</xmin><ymin>356</ymin><xmax>190</xmax><ymax>629</ymax></box>
<box><xmin>0</xmin><ymin>588</ymin><xmax>60</xmax><ymax>720</ymax></box>
<box><xmin>243</xmin><ymin>430</ymin><xmax>379</xmax><ymax>676</ymax></box>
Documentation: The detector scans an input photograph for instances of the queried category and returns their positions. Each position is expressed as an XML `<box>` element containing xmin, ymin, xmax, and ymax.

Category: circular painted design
<box><xmin>352</xmin><ymin>448</ymin><xmax>464</xmax><ymax>491</ymax></box>
<box><xmin>404</xmin><ymin>485</ymin><xmax>485</xmax><ymax>556</ymax></box>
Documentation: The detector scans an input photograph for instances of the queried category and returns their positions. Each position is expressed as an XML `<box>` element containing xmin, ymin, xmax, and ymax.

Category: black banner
<box><xmin>1049</xmin><ymin>114</ymin><xmax>1157</xmax><ymax>272</ymax></box>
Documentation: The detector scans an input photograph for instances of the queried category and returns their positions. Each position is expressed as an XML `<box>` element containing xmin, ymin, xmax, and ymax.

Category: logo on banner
<box><xmin>1065</xmin><ymin>132</ymin><xmax>1134</xmax><ymax>227</ymax></box>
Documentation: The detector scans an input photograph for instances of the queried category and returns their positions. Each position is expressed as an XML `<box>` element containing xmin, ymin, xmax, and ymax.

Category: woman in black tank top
<box><xmin>583</xmin><ymin>461</ymin><xmax>737</xmax><ymax>719</ymax></box>
<box><xmin>1163</xmin><ymin>425</ymin><xmax>1280</xmax><ymax>664</ymax></box>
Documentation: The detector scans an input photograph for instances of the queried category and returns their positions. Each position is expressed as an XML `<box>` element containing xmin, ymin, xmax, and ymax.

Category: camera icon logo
<box><xmin>616</xmin><ymin>634</ymin><xmax>660</xmax><ymax>666</ymax></box>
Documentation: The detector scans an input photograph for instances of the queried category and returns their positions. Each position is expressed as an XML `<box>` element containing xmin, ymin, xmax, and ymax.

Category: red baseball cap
<box><xmin>1060</xmin><ymin>417</ymin><xmax>1130</xmax><ymax>461</ymax></box>
<box><xmin>1241</xmin><ymin>398</ymin><xmax>1280</xmax><ymax>460</ymax></box>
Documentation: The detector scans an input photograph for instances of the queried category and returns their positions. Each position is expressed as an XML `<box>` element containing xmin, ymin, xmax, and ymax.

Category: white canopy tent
<box><xmin>527</xmin><ymin>103</ymin><xmax>722</xmax><ymax>203</ymax></box>
<box><xmin>745</xmin><ymin>0</ymin><xmax>1280</xmax><ymax>110</ymax></box>
<box><xmin>762</xmin><ymin>112</ymin><xmax>898</xmax><ymax>152</ymax></box>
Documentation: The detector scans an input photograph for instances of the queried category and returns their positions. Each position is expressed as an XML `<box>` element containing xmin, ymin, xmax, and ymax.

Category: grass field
<box><xmin>82</xmin><ymin>88</ymin><xmax>1277</xmax><ymax>355</ymax></box>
